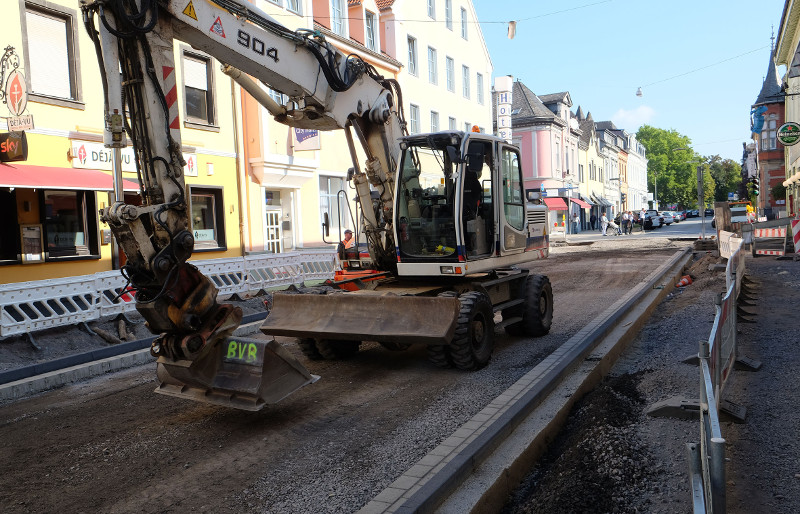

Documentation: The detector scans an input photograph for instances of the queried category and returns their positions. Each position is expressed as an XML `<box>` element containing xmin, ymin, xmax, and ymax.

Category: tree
<box><xmin>771</xmin><ymin>183</ymin><xmax>786</xmax><ymax>201</ymax></box>
<box><xmin>636</xmin><ymin>125</ymin><xmax>713</xmax><ymax>208</ymax></box>
<box><xmin>707</xmin><ymin>155</ymin><xmax>742</xmax><ymax>201</ymax></box>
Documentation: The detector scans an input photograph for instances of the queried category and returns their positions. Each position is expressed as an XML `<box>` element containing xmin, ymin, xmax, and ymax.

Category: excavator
<box><xmin>80</xmin><ymin>0</ymin><xmax>553</xmax><ymax>411</ymax></box>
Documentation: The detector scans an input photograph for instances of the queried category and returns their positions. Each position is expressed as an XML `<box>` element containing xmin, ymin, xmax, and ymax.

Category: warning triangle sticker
<box><xmin>209</xmin><ymin>16</ymin><xmax>226</xmax><ymax>38</ymax></box>
<box><xmin>182</xmin><ymin>1</ymin><xmax>197</xmax><ymax>21</ymax></box>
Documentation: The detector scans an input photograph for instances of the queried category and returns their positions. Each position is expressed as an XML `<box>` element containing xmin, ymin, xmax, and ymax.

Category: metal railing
<box><xmin>688</xmin><ymin>234</ymin><xmax>744</xmax><ymax>513</ymax></box>
<box><xmin>0</xmin><ymin>250</ymin><xmax>336</xmax><ymax>339</ymax></box>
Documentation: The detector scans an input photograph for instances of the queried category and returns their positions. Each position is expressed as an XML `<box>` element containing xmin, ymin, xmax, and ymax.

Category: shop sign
<box><xmin>777</xmin><ymin>122</ymin><xmax>800</xmax><ymax>146</ymax></box>
<box><xmin>71</xmin><ymin>140</ymin><xmax>196</xmax><ymax>176</ymax></box>
<box><xmin>495</xmin><ymin>76</ymin><xmax>513</xmax><ymax>142</ymax></box>
<box><xmin>293</xmin><ymin>128</ymin><xmax>320</xmax><ymax>151</ymax></box>
<box><xmin>8</xmin><ymin>114</ymin><xmax>33</xmax><ymax>131</ymax></box>
<box><xmin>0</xmin><ymin>131</ymin><xmax>27</xmax><ymax>162</ymax></box>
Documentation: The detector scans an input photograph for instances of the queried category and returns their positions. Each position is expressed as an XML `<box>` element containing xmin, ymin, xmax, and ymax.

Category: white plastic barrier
<box><xmin>0</xmin><ymin>275</ymin><xmax>98</xmax><ymax>337</ymax></box>
<box><xmin>0</xmin><ymin>251</ymin><xmax>337</xmax><ymax>339</ymax></box>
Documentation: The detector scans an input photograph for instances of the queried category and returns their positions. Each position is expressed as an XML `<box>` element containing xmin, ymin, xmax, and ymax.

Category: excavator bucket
<box><xmin>261</xmin><ymin>292</ymin><xmax>461</xmax><ymax>345</ymax></box>
<box><xmin>154</xmin><ymin>336</ymin><xmax>319</xmax><ymax>411</ymax></box>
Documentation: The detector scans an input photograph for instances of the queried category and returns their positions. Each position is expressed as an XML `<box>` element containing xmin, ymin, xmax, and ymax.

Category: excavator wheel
<box><xmin>504</xmin><ymin>274</ymin><xmax>553</xmax><ymax>337</ymax></box>
<box><xmin>450</xmin><ymin>291</ymin><xmax>494</xmax><ymax>370</ymax></box>
<box><xmin>426</xmin><ymin>344</ymin><xmax>451</xmax><ymax>368</ymax></box>
<box><xmin>298</xmin><ymin>338</ymin><xmax>324</xmax><ymax>360</ymax></box>
<box><xmin>380</xmin><ymin>342</ymin><xmax>412</xmax><ymax>352</ymax></box>
<box><xmin>316</xmin><ymin>339</ymin><xmax>361</xmax><ymax>360</ymax></box>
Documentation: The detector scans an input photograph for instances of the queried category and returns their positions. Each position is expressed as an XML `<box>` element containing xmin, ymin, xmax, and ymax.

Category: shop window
<box><xmin>0</xmin><ymin>189</ymin><xmax>20</xmax><ymax>263</ymax></box>
<box><xmin>42</xmin><ymin>190</ymin><xmax>98</xmax><ymax>258</ymax></box>
<box><xmin>183</xmin><ymin>52</ymin><xmax>216</xmax><ymax>127</ymax></box>
<box><xmin>189</xmin><ymin>187</ymin><xmax>226</xmax><ymax>250</ymax></box>
<box><xmin>22</xmin><ymin>0</ymin><xmax>82</xmax><ymax>108</ymax></box>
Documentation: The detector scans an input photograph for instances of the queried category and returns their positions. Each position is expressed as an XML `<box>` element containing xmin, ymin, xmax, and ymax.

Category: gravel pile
<box><xmin>503</xmin><ymin>250</ymin><xmax>800</xmax><ymax>513</ymax></box>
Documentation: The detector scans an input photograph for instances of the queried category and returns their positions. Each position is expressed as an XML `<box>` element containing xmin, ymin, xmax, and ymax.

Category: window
<box><xmin>445</xmin><ymin>0</ymin><xmax>452</xmax><ymax>30</ymax></box>
<box><xmin>464</xmin><ymin>122</ymin><xmax>470</xmax><ymax>132</ymax></box>
<box><xmin>43</xmin><ymin>190</ymin><xmax>99</xmax><ymax>258</ymax></box>
<box><xmin>445</xmin><ymin>57</ymin><xmax>455</xmax><ymax>92</ymax></box>
<box><xmin>430</xmin><ymin>111</ymin><xmax>439</xmax><ymax>132</ymax></box>
<box><xmin>331</xmin><ymin>0</ymin><xmax>345</xmax><ymax>36</ymax></box>
<box><xmin>449</xmin><ymin>116</ymin><xmax>456</xmax><ymax>130</ymax></box>
<box><xmin>365</xmin><ymin>11</ymin><xmax>377</xmax><ymax>50</ymax></box>
<box><xmin>286</xmin><ymin>0</ymin><xmax>302</xmax><ymax>14</ymax></box>
<box><xmin>427</xmin><ymin>0</ymin><xmax>435</xmax><ymax>19</ymax></box>
<box><xmin>183</xmin><ymin>53</ymin><xmax>215</xmax><ymax>126</ymax></box>
<box><xmin>461</xmin><ymin>7</ymin><xmax>468</xmax><ymax>39</ymax></box>
<box><xmin>501</xmin><ymin>148</ymin><xmax>525</xmax><ymax>231</ymax></box>
<box><xmin>319</xmin><ymin>176</ymin><xmax>351</xmax><ymax>233</ymax></box>
<box><xmin>23</xmin><ymin>2</ymin><xmax>82</xmax><ymax>106</ymax></box>
<box><xmin>0</xmin><ymin>189</ymin><xmax>19</xmax><ymax>263</ymax></box>
<box><xmin>462</xmin><ymin>65</ymin><xmax>470</xmax><ymax>98</ymax></box>
<box><xmin>410</xmin><ymin>104</ymin><xmax>420</xmax><ymax>133</ymax></box>
<box><xmin>579</xmin><ymin>163</ymin><xmax>584</xmax><ymax>182</ymax></box>
<box><xmin>189</xmin><ymin>187</ymin><xmax>226</xmax><ymax>250</ymax></box>
<box><xmin>476</xmin><ymin>73</ymin><xmax>484</xmax><ymax>104</ymax></box>
<box><xmin>555</xmin><ymin>141</ymin><xmax>560</xmax><ymax>170</ymax></box>
<box><xmin>427</xmin><ymin>47</ymin><xmax>438</xmax><ymax>84</ymax></box>
<box><xmin>762</xmin><ymin>116</ymin><xmax>777</xmax><ymax>150</ymax></box>
<box><xmin>407</xmin><ymin>37</ymin><xmax>418</xmax><ymax>76</ymax></box>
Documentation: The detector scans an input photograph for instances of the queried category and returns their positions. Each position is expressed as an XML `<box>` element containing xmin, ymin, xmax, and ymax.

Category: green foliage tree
<box><xmin>707</xmin><ymin>155</ymin><xmax>742</xmax><ymax>201</ymax></box>
<box><xmin>636</xmin><ymin>125</ymin><xmax>714</xmax><ymax>208</ymax></box>
<box><xmin>771</xmin><ymin>182</ymin><xmax>786</xmax><ymax>201</ymax></box>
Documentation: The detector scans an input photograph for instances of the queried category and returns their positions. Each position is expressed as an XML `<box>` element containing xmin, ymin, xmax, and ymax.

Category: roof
<box><xmin>538</xmin><ymin>91</ymin><xmax>572</xmax><ymax>107</ymax></box>
<box><xmin>594</xmin><ymin>120</ymin><xmax>618</xmax><ymax>131</ymax></box>
<box><xmin>348</xmin><ymin>0</ymin><xmax>361</xmax><ymax>6</ymax></box>
<box><xmin>575</xmin><ymin>105</ymin><xmax>585</xmax><ymax>121</ymax></box>
<box><xmin>376</xmin><ymin>0</ymin><xmax>395</xmax><ymax>9</ymax></box>
<box><xmin>754</xmin><ymin>47</ymin><xmax>784</xmax><ymax>106</ymax></box>
<box><xmin>494</xmin><ymin>81</ymin><xmax>564</xmax><ymax>127</ymax></box>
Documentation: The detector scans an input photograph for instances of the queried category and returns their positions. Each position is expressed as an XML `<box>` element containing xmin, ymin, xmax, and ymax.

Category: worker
<box><xmin>338</xmin><ymin>229</ymin><xmax>356</xmax><ymax>260</ymax></box>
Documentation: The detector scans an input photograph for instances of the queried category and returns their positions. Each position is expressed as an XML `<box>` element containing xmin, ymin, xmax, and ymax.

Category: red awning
<box><xmin>543</xmin><ymin>197</ymin><xmax>568</xmax><ymax>210</ymax></box>
<box><xmin>0</xmin><ymin>163</ymin><xmax>140</xmax><ymax>192</ymax></box>
<box><xmin>570</xmin><ymin>197</ymin><xmax>591</xmax><ymax>209</ymax></box>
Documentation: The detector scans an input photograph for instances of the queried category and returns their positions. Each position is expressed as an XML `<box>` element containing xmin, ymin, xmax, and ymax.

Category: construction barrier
<box><xmin>792</xmin><ymin>220</ymin><xmax>800</xmax><ymax>255</ymax></box>
<box><xmin>751</xmin><ymin>227</ymin><xmax>787</xmax><ymax>257</ymax></box>
<box><xmin>688</xmin><ymin>234</ymin><xmax>744</xmax><ymax>513</ymax></box>
<box><xmin>0</xmin><ymin>250</ymin><xmax>336</xmax><ymax>339</ymax></box>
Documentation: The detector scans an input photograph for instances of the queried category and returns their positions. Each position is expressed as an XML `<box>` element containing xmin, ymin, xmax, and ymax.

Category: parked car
<box><xmin>676</xmin><ymin>211</ymin><xmax>687</xmax><ymax>221</ymax></box>
<box><xmin>670</xmin><ymin>211</ymin><xmax>681</xmax><ymax>223</ymax></box>
<box><xmin>644</xmin><ymin>209</ymin><xmax>662</xmax><ymax>229</ymax></box>
<box><xmin>689</xmin><ymin>209</ymin><xmax>699</xmax><ymax>217</ymax></box>
<box><xmin>704</xmin><ymin>208</ymin><xmax>714</xmax><ymax>216</ymax></box>
<box><xmin>660</xmin><ymin>211</ymin><xmax>674</xmax><ymax>225</ymax></box>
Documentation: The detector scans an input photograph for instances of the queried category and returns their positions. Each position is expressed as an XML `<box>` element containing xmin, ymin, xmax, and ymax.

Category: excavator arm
<box><xmin>79</xmin><ymin>0</ymin><xmax>405</xmax><ymax>408</ymax></box>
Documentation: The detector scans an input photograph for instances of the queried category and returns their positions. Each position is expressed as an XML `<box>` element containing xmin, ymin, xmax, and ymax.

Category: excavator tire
<box><xmin>426</xmin><ymin>344</ymin><xmax>451</xmax><ymax>368</ymax></box>
<box><xmin>316</xmin><ymin>339</ymin><xmax>361</xmax><ymax>359</ymax></box>
<box><xmin>504</xmin><ymin>274</ymin><xmax>553</xmax><ymax>337</ymax></box>
<box><xmin>450</xmin><ymin>291</ymin><xmax>494</xmax><ymax>370</ymax></box>
<box><xmin>298</xmin><ymin>338</ymin><xmax>324</xmax><ymax>360</ymax></box>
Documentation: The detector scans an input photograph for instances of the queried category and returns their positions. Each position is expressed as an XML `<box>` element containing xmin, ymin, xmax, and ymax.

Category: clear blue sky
<box><xmin>473</xmin><ymin>0</ymin><xmax>786</xmax><ymax>162</ymax></box>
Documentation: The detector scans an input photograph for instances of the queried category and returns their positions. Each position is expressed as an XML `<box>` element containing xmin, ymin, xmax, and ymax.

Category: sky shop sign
<box><xmin>71</xmin><ymin>141</ymin><xmax>196</xmax><ymax>176</ymax></box>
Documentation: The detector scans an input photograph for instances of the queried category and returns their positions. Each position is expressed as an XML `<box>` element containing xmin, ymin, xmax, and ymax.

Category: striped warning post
<box><xmin>752</xmin><ymin>227</ymin><xmax>787</xmax><ymax>257</ymax></box>
<box><xmin>792</xmin><ymin>220</ymin><xmax>800</xmax><ymax>257</ymax></box>
<box><xmin>162</xmin><ymin>66</ymin><xmax>180</xmax><ymax>133</ymax></box>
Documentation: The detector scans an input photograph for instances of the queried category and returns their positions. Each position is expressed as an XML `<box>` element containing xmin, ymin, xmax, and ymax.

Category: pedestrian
<box><xmin>590</xmin><ymin>212</ymin><xmax>597</xmax><ymax>231</ymax></box>
<box><xmin>600</xmin><ymin>211</ymin><xmax>609</xmax><ymax>236</ymax></box>
<box><xmin>626</xmin><ymin>211</ymin><xmax>634</xmax><ymax>234</ymax></box>
<box><xmin>571</xmin><ymin>212</ymin><xmax>579</xmax><ymax>235</ymax></box>
<box><xmin>640</xmin><ymin>208</ymin><xmax>647</xmax><ymax>232</ymax></box>
<box><xmin>337</xmin><ymin>228</ymin><xmax>356</xmax><ymax>259</ymax></box>
<box><xmin>621</xmin><ymin>211</ymin><xmax>629</xmax><ymax>235</ymax></box>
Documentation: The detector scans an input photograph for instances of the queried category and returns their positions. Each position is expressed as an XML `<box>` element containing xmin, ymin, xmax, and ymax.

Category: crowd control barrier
<box><xmin>687</xmin><ymin>233</ymin><xmax>745</xmax><ymax>513</ymax></box>
<box><xmin>0</xmin><ymin>250</ymin><xmax>336</xmax><ymax>339</ymax></box>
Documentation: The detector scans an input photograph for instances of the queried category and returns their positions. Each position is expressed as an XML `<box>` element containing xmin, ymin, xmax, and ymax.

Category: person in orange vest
<box><xmin>338</xmin><ymin>228</ymin><xmax>356</xmax><ymax>260</ymax></box>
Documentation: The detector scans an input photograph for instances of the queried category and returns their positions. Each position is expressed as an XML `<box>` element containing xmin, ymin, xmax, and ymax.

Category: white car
<box><xmin>660</xmin><ymin>211</ymin><xmax>674</xmax><ymax>225</ymax></box>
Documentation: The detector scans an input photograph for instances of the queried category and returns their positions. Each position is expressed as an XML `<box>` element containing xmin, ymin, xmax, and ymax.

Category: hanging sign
<box><xmin>494</xmin><ymin>76</ymin><xmax>513</xmax><ymax>142</ymax></box>
<box><xmin>777</xmin><ymin>122</ymin><xmax>800</xmax><ymax>146</ymax></box>
<box><xmin>292</xmin><ymin>128</ymin><xmax>320</xmax><ymax>151</ymax></box>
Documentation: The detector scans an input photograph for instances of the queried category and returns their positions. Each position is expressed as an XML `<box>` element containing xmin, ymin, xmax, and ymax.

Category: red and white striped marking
<box><xmin>753</xmin><ymin>228</ymin><xmax>786</xmax><ymax>238</ymax></box>
<box><xmin>793</xmin><ymin>220</ymin><xmax>800</xmax><ymax>254</ymax></box>
<box><xmin>755</xmin><ymin>249</ymin><xmax>785</xmax><ymax>256</ymax></box>
<box><xmin>162</xmin><ymin>66</ymin><xmax>180</xmax><ymax>132</ymax></box>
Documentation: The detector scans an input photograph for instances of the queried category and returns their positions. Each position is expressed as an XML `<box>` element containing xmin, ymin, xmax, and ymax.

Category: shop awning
<box><xmin>591</xmin><ymin>194</ymin><xmax>612</xmax><ymax>207</ymax></box>
<box><xmin>570</xmin><ymin>198</ymin><xmax>591</xmax><ymax>209</ymax></box>
<box><xmin>0</xmin><ymin>163</ymin><xmax>140</xmax><ymax>192</ymax></box>
<box><xmin>580</xmin><ymin>195</ymin><xmax>595</xmax><ymax>206</ymax></box>
<box><xmin>543</xmin><ymin>197</ymin><xmax>568</xmax><ymax>210</ymax></box>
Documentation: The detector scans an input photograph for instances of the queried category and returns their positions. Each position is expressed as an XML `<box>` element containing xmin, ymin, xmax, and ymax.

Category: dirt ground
<box><xmin>503</xmin><ymin>250</ymin><xmax>800</xmax><ymax>513</ymax></box>
<box><xmin>0</xmin><ymin>242</ymin><xmax>690</xmax><ymax>513</ymax></box>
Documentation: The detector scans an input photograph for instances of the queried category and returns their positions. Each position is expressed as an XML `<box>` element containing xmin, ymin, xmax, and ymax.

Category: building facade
<box><xmin>776</xmin><ymin>0</ymin><xmax>800</xmax><ymax>217</ymax></box>
<box><xmin>752</xmin><ymin>45</ymin><xmax>786</xmax><ymax>217</ymax></box>
<box><xmin>0</xmin><ymin>0</ymin><xmax>241</xmax><ymax>284</ymax></box>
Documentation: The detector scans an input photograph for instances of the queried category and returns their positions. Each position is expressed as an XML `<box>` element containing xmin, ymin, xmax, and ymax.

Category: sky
<box><xmin>472</xmin><ymin>0</ymin><xmax>787</xmax><ymax>162</ymax></box>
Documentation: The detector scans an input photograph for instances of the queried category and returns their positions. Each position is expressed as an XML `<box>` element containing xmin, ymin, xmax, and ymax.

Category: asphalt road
<box><xmin>0</xmin><ymin>245</ymin><xmax>686</xmax><ymax>514</ymax></box>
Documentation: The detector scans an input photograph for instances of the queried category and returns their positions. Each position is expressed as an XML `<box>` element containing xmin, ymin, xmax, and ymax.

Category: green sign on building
<box><xmin>777</xmin><ymin>122</ymin><xmax>800</xmax><ymax>146</ymax></box>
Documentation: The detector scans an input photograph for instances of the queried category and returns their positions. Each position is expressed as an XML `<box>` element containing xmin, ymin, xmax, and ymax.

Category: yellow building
<box><xmin>0</xmin><ymin>0</ymin><xmax>242</xmax><ymax>284</ymax></box>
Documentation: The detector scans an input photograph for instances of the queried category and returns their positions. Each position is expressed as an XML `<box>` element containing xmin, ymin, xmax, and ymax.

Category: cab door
<box><xmin>499</xmin><ymin>145</ymin><xmax>527</xmax><ymax>254</ymax></box>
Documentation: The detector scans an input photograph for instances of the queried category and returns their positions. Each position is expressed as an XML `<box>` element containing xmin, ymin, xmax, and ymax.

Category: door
<box><xmin>499</xmin><ymin>145</ymin><xmax>527</xmax><ymax>254</ymax></box>
<box><xmin>264</xmin><ymin>190</ymin><xmax>283</xmax><ymax>253</ymax></box>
